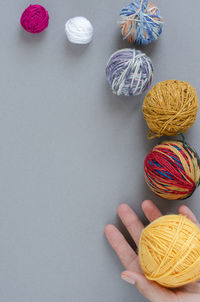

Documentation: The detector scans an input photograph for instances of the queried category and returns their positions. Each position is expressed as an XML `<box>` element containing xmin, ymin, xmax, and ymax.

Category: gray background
<box><xmin>0</xmin><ymin>0</ymin><xmax>200</xmax><ymax>301</ymax></box>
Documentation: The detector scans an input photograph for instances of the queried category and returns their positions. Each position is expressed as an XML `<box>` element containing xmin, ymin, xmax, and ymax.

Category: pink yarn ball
<box><xmin>20</xmin><ymin>4</ymin><xmax>49</xmax><ymax>33</ymax></box>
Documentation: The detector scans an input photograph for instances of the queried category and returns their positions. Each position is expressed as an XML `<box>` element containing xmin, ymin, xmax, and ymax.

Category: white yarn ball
<box><xmin>65</xmin><ymin>16</ymin><xmax>93</xmax><ymax>44</ymax></box>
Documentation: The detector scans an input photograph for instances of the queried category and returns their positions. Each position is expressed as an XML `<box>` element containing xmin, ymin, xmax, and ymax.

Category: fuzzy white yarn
<box><xmin>65</xmin><ymin>16</ymin><xmax>93</xmax><ymax>44</ymax></box>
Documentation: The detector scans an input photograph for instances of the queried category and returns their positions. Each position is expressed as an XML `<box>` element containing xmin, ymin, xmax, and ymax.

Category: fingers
<box><xmin>142</xmin><ymin>200</ymin><xmax>162</xmax><ymax>222</ymax></box>
<box><xmin>179</xmin><ymin>205</ymin><xmax>199</xmax><ymax>224</ymax></box>
<box><xmin>104</xmin><ymin>224</ymin><xmax>141</xmax><ymax>272</ymax></box>
<box><xmin>142</xmin><ymin>201</ymin><xmax>199</xmax><ymax>225</ymax></box>
<box><xmin>118</xmin><ymin>204</ymin><xmax>144</xmax><ymax>246</ymax></box>
<box><xmin>121</xmin><ymin>271</ymin><xmax>176</xmax><ymax>302</ymax></box>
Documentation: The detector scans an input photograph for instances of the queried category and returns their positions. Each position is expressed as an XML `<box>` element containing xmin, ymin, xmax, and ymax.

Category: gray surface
<box><xmin>0</xmin><ymin>0</ymin><xmax>200</xmax><ymax>301</ymax></box>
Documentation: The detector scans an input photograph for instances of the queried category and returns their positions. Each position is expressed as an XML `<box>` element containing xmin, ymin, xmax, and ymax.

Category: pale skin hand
<box><xmin>104</xmin><ymin>200</ymin><xmax>200</xmax><ymax>302</ymax></box>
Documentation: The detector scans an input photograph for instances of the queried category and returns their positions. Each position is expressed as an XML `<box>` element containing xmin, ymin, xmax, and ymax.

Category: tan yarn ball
<box><xmin>143</xmin><ymin>80</ymin><xmax>199</xmax><ymax>138</ymax></box>
<box><xmin>139</xmin><ymin>215</ymin><xmax>200</xmax><ymax>288</ymax></box>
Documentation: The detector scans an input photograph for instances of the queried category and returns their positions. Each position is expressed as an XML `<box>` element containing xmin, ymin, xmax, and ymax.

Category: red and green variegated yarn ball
<box><xmin>144</xmin><ymin>140</ymin><xmax>200</xmax><ymax>200</ymax></box>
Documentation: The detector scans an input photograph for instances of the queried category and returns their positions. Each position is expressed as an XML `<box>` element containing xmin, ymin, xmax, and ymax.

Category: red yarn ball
<box><xmin>20</xmin><ymin>4</ymin><xmax>49</xmax><ymax>33</ymax></box>
<box><xmin>144</xmin><ymin>141</ymin><xmax>200</xmax><ymax>200</ymax></box>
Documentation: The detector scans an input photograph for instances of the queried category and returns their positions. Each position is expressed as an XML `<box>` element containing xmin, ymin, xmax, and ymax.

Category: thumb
<box><xmin>121</xmin><ymin>271</ymin><xmax>176</xmax><ymax>302</ymax></box>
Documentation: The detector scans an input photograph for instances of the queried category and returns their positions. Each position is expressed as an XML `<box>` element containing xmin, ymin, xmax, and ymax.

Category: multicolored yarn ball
<box><xmin>106</xmin><ymin>48</ymin><xmax>153</xmax><ymax>96</ymax></box>
<box><xmin>20</xmin><ymin>4</ymin><xmax>49</xmax><ymax>33</ymax></box>
<box><xmin>143</xmin><ymin>80</ymin><xmax>199</xmax><ymax>138</ymax></box>
<box><xmin>144</xmin><ymin>140</ymin><xmax>200</xmax><ymax>200</ymax></box>
<box><xmin>119</xmin><ymin>0</ymin><xmax>163</xmax><ymax>45</ymax></box>
<box><xmin>65</xmin><ymin>17</ymin><xmax>93</xmax><ymax>44</ymax></box>
<box><xmin>139</xmin><ymin>214</ymin><xmax>200</xmax><ymax>288</ymax></box>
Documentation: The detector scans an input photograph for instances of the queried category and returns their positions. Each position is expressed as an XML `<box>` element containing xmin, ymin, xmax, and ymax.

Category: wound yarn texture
<box><xmin>106</xmin><ymin>48</ymin><xmax>153</xmax><ymax>96</ymax></box>
<box><xmin>20</xmin><ymin>4</ymin><xmax>49</xmax><ymax>33</ymax></box>
<box><xmin>143</xmin><ymin>80</ymin><xmax>199</xmax><ymax>138</ymax></box>
<box><xmin>65</xmin><ymin>16</ymin><xmax>93</xmax><ymax>44</ymax></box>
<box><xmin>139</xmin><ymin>214</ymin><xmax>200</xmax><ymax>288</ymax></box>
<box><xmin>144</xmin><ymin>140</ymin><xmax>200</xmax><ymax>200</ymax></box>
<box><xmin>119</xmin><ymin>0</ymin><xmax>163</xmax><ymax>45</ymax></box>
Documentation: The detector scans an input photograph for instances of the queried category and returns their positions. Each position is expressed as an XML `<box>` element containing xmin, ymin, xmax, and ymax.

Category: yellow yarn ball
<box><xmin>143</xmin><ymin>80</ymin><xmax>199</xmax><ymax>138</ymax></box>
<box><xmin>139</xmin><ymin>215</ymin><xmax>200</xmax><ymax>288</ymax></box>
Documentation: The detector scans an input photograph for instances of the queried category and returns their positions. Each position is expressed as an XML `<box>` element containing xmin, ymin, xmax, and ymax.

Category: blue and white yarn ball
<box><xmin>106</xmin><ymin>48</ymin><xmax>153</xmax><ymax>96</ymax></box>
<box><xmin>119</xmin><ymin>0</ymin><xmax>163</xmax><ymax>45</ymax></box>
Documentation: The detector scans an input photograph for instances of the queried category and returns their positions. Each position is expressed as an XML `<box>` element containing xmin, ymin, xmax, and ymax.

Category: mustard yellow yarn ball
<box><xmin>139</xmin><ymin>215</ymin><xmax>200</xmax><ymax>288</ymax></box>
<box><xmin>143</xmin><ymin>80</ymin><xmax>199</xmax><ymax>138</ymax></box>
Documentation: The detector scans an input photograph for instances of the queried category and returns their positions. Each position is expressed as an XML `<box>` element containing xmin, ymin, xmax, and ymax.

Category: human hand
<box><xmin>105</xmin><ymin>200</ymin><xmax>200</xmax><ymax>302</ymax></box>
